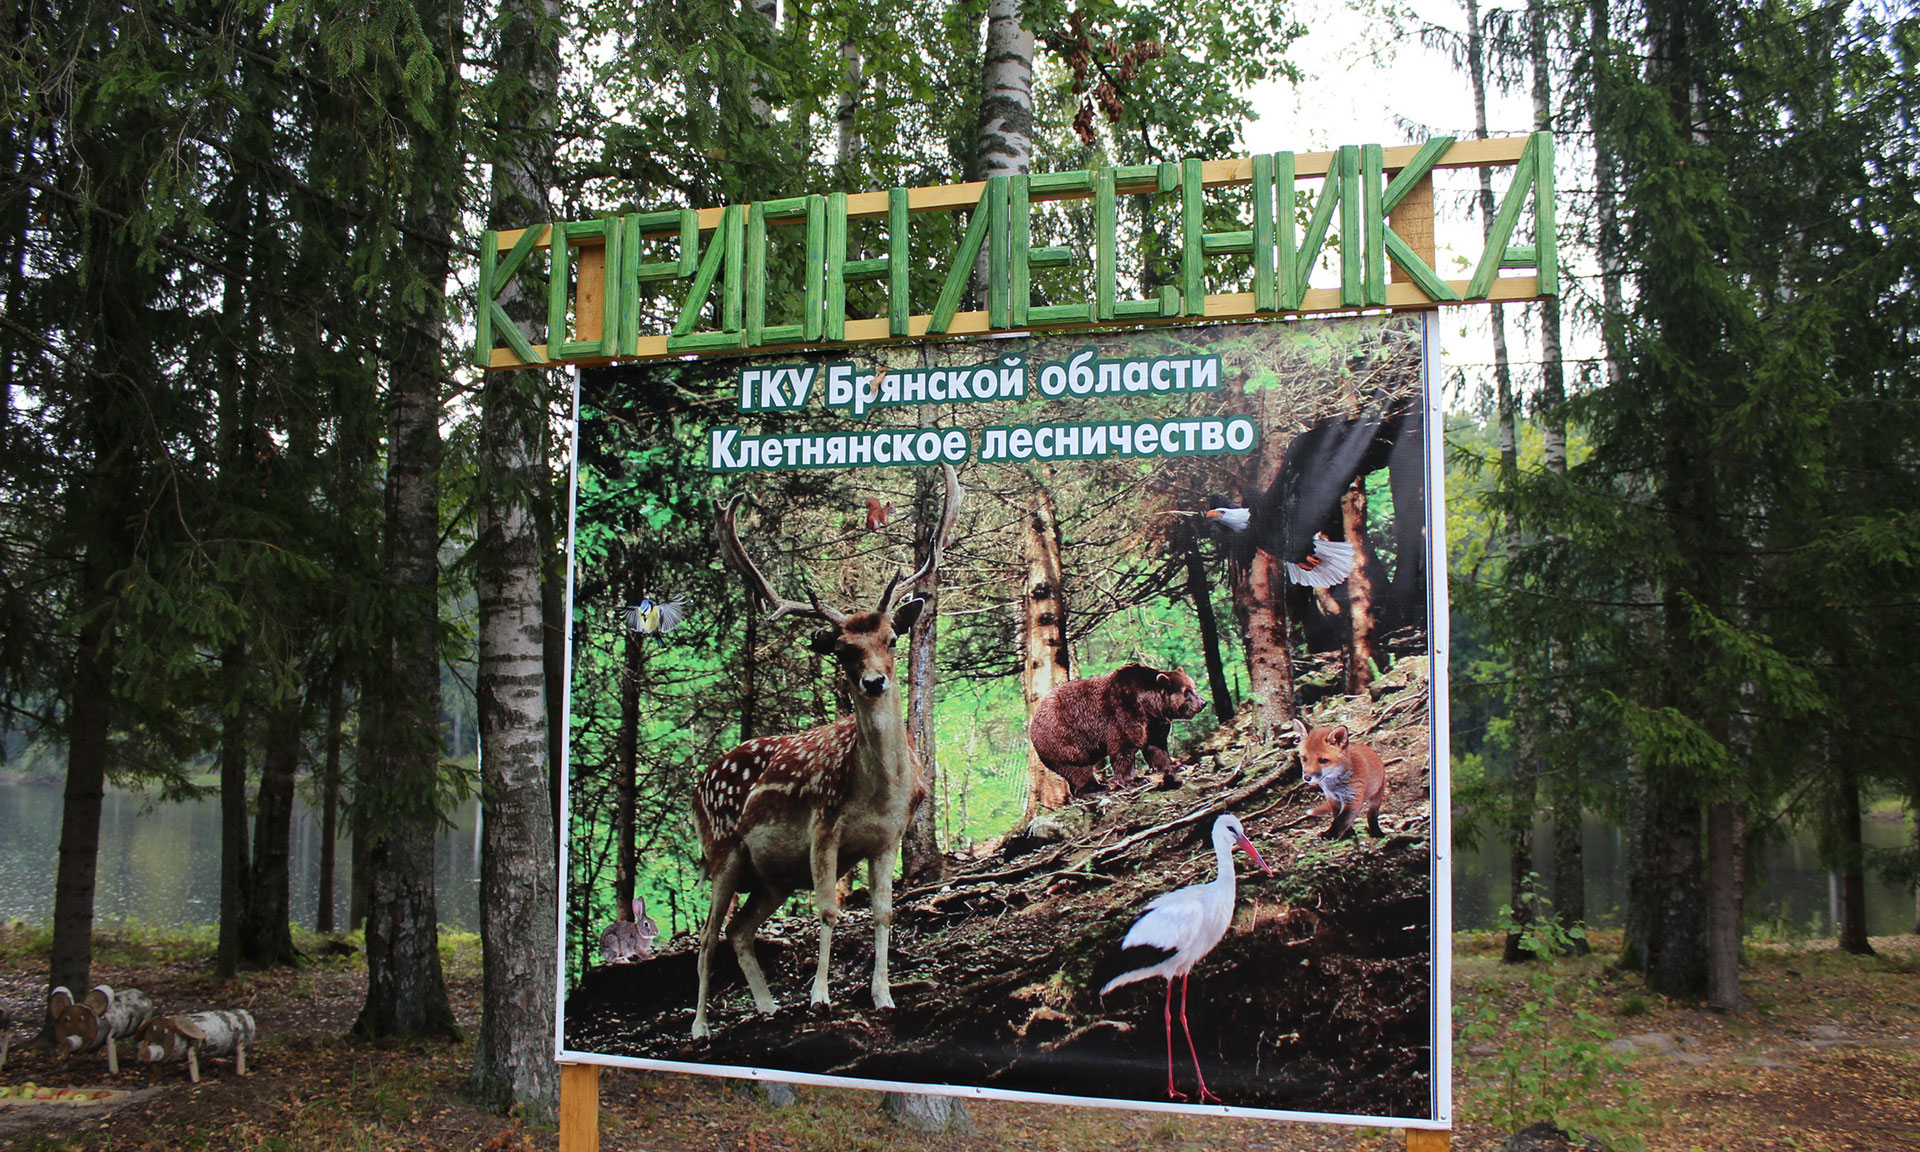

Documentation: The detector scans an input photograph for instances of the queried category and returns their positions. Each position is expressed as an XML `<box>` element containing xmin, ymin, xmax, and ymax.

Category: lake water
<box><xmin>0</xmin><ymin>781</ymin><xmax>481</xmax><ymax>934</ymax></box>
<box><xmin>1451</xmin><ymin>810</ymin><xmax>1916</xmax><ymax>936</ymax></box>
<box><xmin>0</xmin><ymin>782</ymin><xmax>1910</xmax><ymax>939</ymax></box>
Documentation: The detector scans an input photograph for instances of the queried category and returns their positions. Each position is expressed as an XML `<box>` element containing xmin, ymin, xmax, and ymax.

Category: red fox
<box><xmin>1292</xmin><ymin>719</ymin><xmax>1387</xmax><ymax>839</ymax></box>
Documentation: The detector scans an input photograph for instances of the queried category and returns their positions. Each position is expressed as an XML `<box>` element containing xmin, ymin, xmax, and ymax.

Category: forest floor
<box><xmin>564</xmin><ymin>669</ymin><xmax>1438</xmax><ymax>1117</ymax></box>
<box><xmin>0</xmin><ymin>923</ymin><xmax>1916</xmax><ymax>1150</ymax></box>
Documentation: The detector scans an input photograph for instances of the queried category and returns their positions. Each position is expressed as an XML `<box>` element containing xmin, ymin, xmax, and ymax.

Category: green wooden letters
<box><xmin>474</xmin><ymin>133</ymin><xmax>1557</xmax><ymax>368</ymax></box>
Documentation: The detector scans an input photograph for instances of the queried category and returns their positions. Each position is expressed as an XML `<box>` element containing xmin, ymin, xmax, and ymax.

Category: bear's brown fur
<box><xmin>1029</xmin><ymin>663</ymin><xmax>1205</xmax><ymax>797</ymax></box>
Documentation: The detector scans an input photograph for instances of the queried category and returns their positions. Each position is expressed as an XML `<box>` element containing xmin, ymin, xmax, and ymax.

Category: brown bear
<box><xmin>1029</xmin><ymin>663</ymin><xmax>1205</xmax><ymax>797</ymax></box>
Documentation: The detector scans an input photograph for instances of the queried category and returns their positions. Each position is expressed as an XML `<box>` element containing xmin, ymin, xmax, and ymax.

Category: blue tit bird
<box><xmin>626</xmin><ymin>594</ymin><xmax>690</xmax><ymax>645</ymax></box>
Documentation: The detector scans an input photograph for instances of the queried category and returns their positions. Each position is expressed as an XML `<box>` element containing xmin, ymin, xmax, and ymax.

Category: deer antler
<box><xmin>878</xmin><ymin>463</ymin><xmax>964</xmax><ymax>614</ymax></box>
<box><xmin>716</xmin><ymin>495</ymin><xmax>847</xmax><ymax>624</ymax></box>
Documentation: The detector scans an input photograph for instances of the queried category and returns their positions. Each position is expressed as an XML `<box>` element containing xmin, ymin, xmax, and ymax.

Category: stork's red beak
<box><xmin>1235</xmin><ymin>834</ymin><xmax>1273</xmax><ymax>876</ymax></box>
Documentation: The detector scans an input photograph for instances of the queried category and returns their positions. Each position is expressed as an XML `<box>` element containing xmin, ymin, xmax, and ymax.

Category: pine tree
<box><xmin>1501</xmin><ymin>0</ymin><xmax>1920</xmax><ymax>1002</ymax></box>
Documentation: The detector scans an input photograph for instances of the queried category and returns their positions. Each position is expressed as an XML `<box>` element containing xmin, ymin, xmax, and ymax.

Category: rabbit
<box><xmin>598</xmin><ymin>896</ymin><xmax>659</xmax><ymax>964</ymax></box>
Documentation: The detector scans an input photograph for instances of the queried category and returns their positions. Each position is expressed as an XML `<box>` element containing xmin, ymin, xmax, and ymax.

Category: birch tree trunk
<box><xmin>903</xmin><ymin>461</ymin><xmax>947</xmax><ymax>884</ymax></box>
<box><xmin>469</xmin><ymin>355</ymin><xmax>560</xmax><ymax>1113</ymax></box>
<box><xmin>1589</xmin><ymin>0</ymin><xmax>1626</xmax><ymax>391</ymax></box>
<box><xmin>972</xmin><ymin>0</ymin><xmax>1033</xmax><ymax>298</ymax></box>
<box><xmin>835</xmin><ymin>39</ymin><xmax>863</xmax><ymax>179</ymax></box>
<box><xmin>354</xmin><ymin>0</ymin><xmax>460</xmax><ymax>1042</ymax></box>
<box><xmin>1468</xmin><ymin>0</ymin><xmax>1538</xmax><ymax>962</ymax></box>
<box><xmin>465</xmin><ymin>0</ymin><xmax>562</xmax><ymax>1118</ymax></box>
<box><xmin>746</xmin><ymin>0</ymin><xmax>779</xmax><ymax>127</ymax></box>
<box><xmin>1021</xmin><ymin>479</ymin><xmax>1075</xmax><ymax>815</ymax></box>
<box><xmin>976</xmin><ymin>0</ymin><xmax>1034</xmax><ymax>181</ymax></box>
<box><xmin>1530</xmin><ymin>0</ymin><xmax>1587</xmax><ymax>955</ymax></box>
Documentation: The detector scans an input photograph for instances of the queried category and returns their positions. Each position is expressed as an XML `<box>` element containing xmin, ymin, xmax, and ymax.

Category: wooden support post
<box><xmin>576</xmin><ymin>246</ymin><xmax>605</xmax><ymax>345</ymax></box>
<box><xmin>1387</xmin><ymin>175</ymin><xmax>1436</xmax><ymax>284</ymax></box>
<box><xmin>1406</xmin><ymin>1128</ymin><xmax>1451</xmax><ymax>1151</ymax></box>
<box><xmin>560</xmin><ymin>1063</ymin><xmax>600</xmax><ymax>1152</ymax></box>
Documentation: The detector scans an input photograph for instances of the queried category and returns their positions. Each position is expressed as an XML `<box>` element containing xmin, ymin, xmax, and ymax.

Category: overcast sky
<box><xmin>1240</xmin><ymin>0</ymin><xmax>1579</xmax><ymax>416</ymax></box>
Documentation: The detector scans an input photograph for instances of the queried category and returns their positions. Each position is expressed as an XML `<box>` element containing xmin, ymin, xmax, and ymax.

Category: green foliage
<box><xmin>1444</xmin><ymin>0</ymin><xmax>1920</xmax><ymax>987</ymax></box>
<box><xmin>1459</xmin><ymin>889</ymin><xmax>1649</xmax><ymax>1148</ymax></box>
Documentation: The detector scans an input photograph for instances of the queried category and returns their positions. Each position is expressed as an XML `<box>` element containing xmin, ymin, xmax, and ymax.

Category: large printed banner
<box><xmin>558</xmin><ymin>313</ymin><xmax>1448</xmax><ymax>1127</ymax></box>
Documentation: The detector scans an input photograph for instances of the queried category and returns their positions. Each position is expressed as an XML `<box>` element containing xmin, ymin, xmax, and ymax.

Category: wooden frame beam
<box><xmin>479</xmin><ymin>135</ymin><xmax>1552</xmax><ymax>369</ymax></box>
<box><xmin>488</xmin><ymin>275</ymin><xmax>1544</xmax><ymax>369</ymax></box>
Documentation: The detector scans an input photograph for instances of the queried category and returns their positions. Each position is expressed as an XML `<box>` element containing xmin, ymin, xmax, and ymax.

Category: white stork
<box><xmin>1100</xmin><ymin>812</ymin><xmax>1272</xmax><ymax>1103</ymax></box>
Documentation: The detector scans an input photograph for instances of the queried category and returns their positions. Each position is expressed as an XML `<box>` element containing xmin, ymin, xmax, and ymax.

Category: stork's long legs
<box><xmin>1179</xmin><ymin>971</ymin><xmax>1219</xmax><ymax>1103</ymax></box>
<box><xmin>1162</xmin><ymin>977</ymin><xmax>1185</xmax><ymax>1100</ymax></box>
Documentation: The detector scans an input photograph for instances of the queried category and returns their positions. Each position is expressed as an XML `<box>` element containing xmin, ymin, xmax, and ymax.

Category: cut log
<box><xmin>50</xmin><ymin>985</ymin><xmax>154</xmax><ymax>1074</ymax></box>
<box><xmin>133</xmin><ymin>1010</ymin><xmax>257</xmax><ymax>1083</ymax></box>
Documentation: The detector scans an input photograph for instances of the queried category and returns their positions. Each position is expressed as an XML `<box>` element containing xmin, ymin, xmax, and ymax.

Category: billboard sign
<box><xmin>557</xmin><ymin>312</ymin><xmax>1449</xmax><ymax>1127</ymax></box>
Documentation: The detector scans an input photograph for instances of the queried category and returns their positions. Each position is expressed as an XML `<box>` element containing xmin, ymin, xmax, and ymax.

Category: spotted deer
<box><xmin>691</xmin><ymin>464</ymin><xmax>961</xmax><ymax>1039</ymax></box>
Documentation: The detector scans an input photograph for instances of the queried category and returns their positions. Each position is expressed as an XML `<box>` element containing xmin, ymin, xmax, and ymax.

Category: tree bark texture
<box><xmin>543</xmin><ymin>513</ymin><xmax>567</xmax><ymax>860</ymax></box>
<box><xmin>975</xmin><ymin>0</ymin><xmax>1034</xmax><ymax>181</ymax></box>
<box><xmin>834</xmin><ymin>39</ymin><xmax>863</xmax><ymax>178</ymax></box>
<box><xmin>1021</xmin><ymin>481</ymin><xmax>1074</xmax><ymax>816</ymax></box>
<box><xmin>1180</xmin><ymin>524</ymin><xmax>1234</xmax><ymax>722</ymax></box>
<box><xmin>465</xmin><ymin>0</ymin><xmax>562</xmax><ymax>1114</ymax></box>
<box><xmin>1642</xmin><ymin>771</ymin><xmax>1706</xmax><ymax>998</ymax></box>
<box><xmin>1618</xmin><ymin>751</ymin><xmax>1651</xmax><ymax>971</ymax></box>
<box><xmin>352</xmin><ymin>0</ymin><xmax>465</xmax><ymax>1044</ymax></box>
<box><xmin>1705</xmin><ymin>800</ymin><xmax>1747</xmax><ymax>1010</ymax></box>
<box><xmin>1339</xmin><ymin>478</ymin><xmax>1377</xmax><ymax>696</ymax></box>
<box><xmin>616</xmin><ymin>629</ymin><xmax>642</xmax><ymax>915</ymax></box>
<box><xmin>1833</xmin><ymin>754</ymin><xmax>1875</xmax><ymax>956</ymax></box>
<box><xmin>317</xmin><ymin>666</ymin><xmax>345</xmax><ymax>935</ymax></box>
<box><xmin>216</xmin><ymin>647</ymin><xmax>251</xmax><ymax>979</ymax></box>
<box><xmin>1239</xmin><ymin>551</ymin><xmax>1295</xmax><ymax>733</ymax></box>
<box><xmin>1530</xmin><ymin>0</ymin><xmax>1569</xmax><ymax>475</ymax></box>
<box><xmin>1550</xmin><ymin>777</ymin><xmax>1590</xmax><ymax>953</ymax></box>
<box><xmin>50</xmin><ymin>551</ymin><xmax>111</xmax><ymax>1003</ymax></box>
<box><xmin>50</xmin><ymin>117</ymin><xmax>154</xmax><ymax>1008</ymax></box>
<box><xmin>354</xmin><ymin>147</ymin><xmax>458</xmax><ymax>1043</ymax></box>
<box><xmin>972</xmin><ymin>0</ymin><xmax>1031</xmax><ymax>301</ymax></box>
<box><xmin>242</xmin><ymin>696</ymin><xmax>302</xmax><ymax>967</ymax></box>
<box><xmin>1501</xmin><ymin>706</ymin><xmax>1539</xmax><ymax>964</ymax></box>
<box><xmin>903</xmin><ymin>464</ymin><xmax>946</xmax><ymax>883</ymax></box>
<box><xmin>468</xmin><ymin>364</ymin><xmax>560</xmax><ymax>1117</ymax></box>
